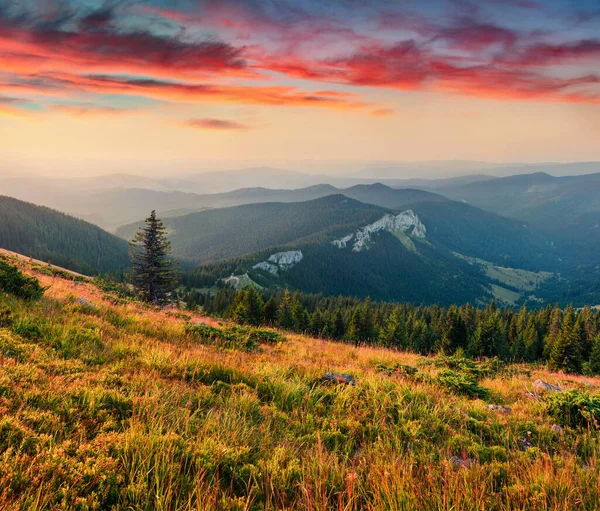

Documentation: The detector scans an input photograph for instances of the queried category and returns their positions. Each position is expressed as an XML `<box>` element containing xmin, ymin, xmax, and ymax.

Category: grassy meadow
<box><xmin>1</xmin><ymin>255</ymin><xmax>600</xmax><ymax>510</ymax></box>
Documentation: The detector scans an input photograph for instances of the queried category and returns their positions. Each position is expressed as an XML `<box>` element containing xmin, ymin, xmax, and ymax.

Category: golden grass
<box><xmin>1</xmin><ymin>256</ymin><xmax>600</xmax><ymax>510</ymax></box>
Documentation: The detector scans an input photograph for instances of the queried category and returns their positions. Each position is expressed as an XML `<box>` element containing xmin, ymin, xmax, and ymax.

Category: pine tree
<box><xmin>277</xmin><ymin>290</ymin><xmax>294</xmax><ymax>329</ymax></box>
<box><xmin>437</xmin><ymin>307</ymin><xmax>468</xmax><ymax>354</ymax></box>
<box><xmin>379</xmin><ymin>308</ymin><xmax>401</xmax><ymax>347</ymax></box>
<box><xmin>588</xmin><ymin>335</ymin><xmax>600</xmax><ymax>375</ymax></box>
<box><xmin>346</xmin><ymin>308</ymin><xmax>362</xmax><ymax>345</ymax></box>
<box><xmin>245</xmin><ymin>287</ymin><xmax>264</xmax><ymax>326</ymax></box>
<box><xmin>549</xmin><ymin>309</ymin><xmax>582</xmax><ymax>374</ymax></box>
<box><xmin>470</xmin><ymin>312</ymin><xmax>509</xmax><ymax>359</ymax></box>
<box><xmin>543</xmin><ymin>306</ymin><xmax>562</xmax><ymax>360</ymax></box>
<box><xmin>230</xmin><ymin>289</ymin><xmax>250</xmax><ymax>324</ymax></box>
<box><xmin>523</xmin><ymin>318</ymin><xmax>542</xmax><ymax>362</ymax></box>
<box><xmin>330</xmin><ymin>309</ymin><xmax>345</xmax><ymax>339</ymax></box>
<box><xmin>129</xmin><ymin>210</ymin><xmax>178</xmax><ymax>305</ymax></box>
<box><xmin>263</xmin><ymin>297</ymin><xmax>278</xmax><ymax>325</ymax></box>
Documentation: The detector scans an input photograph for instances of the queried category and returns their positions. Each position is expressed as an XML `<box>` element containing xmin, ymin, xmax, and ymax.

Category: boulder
<box><xmin>533</xmin><ymin>379</ymin><xmax>562</xmax><ymax>393</ymax></box>
<box><xmin>519</xmin><ymin>437</ymin><xmax>535</xmax><ymax>451</ymax></box>
<box><xmin>486</xmin><ymin>404</ymin><xmax>512</xmax><ymax>413</ymax></box>
<box><xmin>449</xmin><ymin>456</ymin><xmax>475</xmax><ymax>469</ymax></box>
<box><xmin>322</xmin><ymin>372</ymin><xmax>355</xmax><ymax>385</ymax></box>
<box><xmin>76</xmin><ymin>297</ymin><xmax>95</xmax><ymax>308</ymax></box>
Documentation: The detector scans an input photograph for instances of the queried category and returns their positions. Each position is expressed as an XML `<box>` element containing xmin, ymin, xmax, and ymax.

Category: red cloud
<box><xmin>0</xmin><ymin>1</ymin><xmax>599</xmax><ymax>113</ymax></box>
<box><xmin>184</xmin><ymin>118</ymin><xmax>250</xmax><ymax>130</ymax></box>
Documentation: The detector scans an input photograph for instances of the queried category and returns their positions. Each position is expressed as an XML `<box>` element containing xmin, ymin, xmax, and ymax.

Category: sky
<box><xmin>1</xmin><ymin>0</ymin><xmax>599</xmax><ymax>176</ymax></box>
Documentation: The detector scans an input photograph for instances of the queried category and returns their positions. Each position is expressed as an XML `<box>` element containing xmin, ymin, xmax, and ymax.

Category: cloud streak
<box><xmin>183</xmin><ymin>118</ymin><xmax>250</xmax><ymax>130</ymax></box>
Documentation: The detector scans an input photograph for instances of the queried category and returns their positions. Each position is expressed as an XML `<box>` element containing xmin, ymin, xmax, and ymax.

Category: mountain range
<box><xmin>2</xmin><ymin>165</ymin><xmax>600</xmax><ymax>306</ymax></box>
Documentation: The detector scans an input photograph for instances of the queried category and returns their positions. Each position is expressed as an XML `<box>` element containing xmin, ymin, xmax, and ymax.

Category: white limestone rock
<box><xmin>333</xmin><ymin>210</ymin><xmax>426</xmax><ymax>252</ymax></box>
<box><xmin>253</xmin><ymin>250</ymin><xmax>303</xmax><ymax>275</ymax></box>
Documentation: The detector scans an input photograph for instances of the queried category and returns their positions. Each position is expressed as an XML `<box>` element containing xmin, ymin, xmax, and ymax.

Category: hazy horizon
<box><xmin>3</xmin><ymin>158</ymin><xmax>600</xmax><ymax>181</ymax></box>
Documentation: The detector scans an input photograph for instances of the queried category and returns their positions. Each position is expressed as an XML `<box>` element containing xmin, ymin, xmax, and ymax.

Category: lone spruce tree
<box><xmin>129</xmin><ymin>211</ymin><xmax>178</xmax><ymax>305</ymax></box>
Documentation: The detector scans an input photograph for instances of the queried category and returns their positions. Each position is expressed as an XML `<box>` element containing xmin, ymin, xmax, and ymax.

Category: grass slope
<box><xmin>2</xmin><ymin>256</ymin><xmax>600</xmax><ymax>510</ymax></box>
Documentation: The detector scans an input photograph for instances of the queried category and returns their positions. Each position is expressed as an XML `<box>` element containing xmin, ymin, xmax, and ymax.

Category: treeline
<box><xmin>177</xmin><ymin>286</ymin><xmax>600</xmax><ymax>375</ymax></box>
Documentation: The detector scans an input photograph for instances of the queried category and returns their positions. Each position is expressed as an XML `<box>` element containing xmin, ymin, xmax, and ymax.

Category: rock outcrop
<box><xmin>253</xmin><ymin>250</ymin><xmax>303</xmax><ymax>275</ymax></box>
<box><xmin>333</xmin><ymin>210</ymin><xmax>426</xmax><ymax>252</ymax></box>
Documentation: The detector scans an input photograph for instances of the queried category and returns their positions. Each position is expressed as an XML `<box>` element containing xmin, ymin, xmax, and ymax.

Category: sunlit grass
<box><xmin>1</xmin><ymin>257</ymin><xmax>600</xmax><ymax>510</ymax></box>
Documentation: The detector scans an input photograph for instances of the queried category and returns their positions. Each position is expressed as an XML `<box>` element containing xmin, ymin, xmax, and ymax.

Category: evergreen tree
<box><xmin>263</xmin><ymin>297</ymin><xmax>278</xmax><ymax>325</ymax></box>
<box><xmin>574</xmin><ymin>315</ymin><xmax>592</xmax><ymax>361</ymax></box>
<box><xmin>379</xmin><ymin>307</ymin><xmax>401</xmax><ymax>347</ymax></box>
<box><xmin>470</xmin><ymin>312</ymin><xmax>509</xmax><ymax>359</ymax></box>
<box><xmin>277</xmin><ymin>289</ymin><xmax>295</xmax><ymax>329</ymax></box>
<box><xmin>129</xmin><ymin>210</ymin><xmax>178</xmax><ymax>305</ymax></box>
<box><xmin>346</xmin><ymin>308</ymin><xmax>361</xmax><ymax>345</ymax></box>
<box><xmin>330</xmin><ymin>309</ymin><xmax>345</xmax><ymax>339</ymax></box>
<box><xmin>230</xmin><ymin>288</ymin><xmax>250</xmax><ymax>324</ymax></box>
<box><xmin>543</xmin><ymin>306</ymin><xmax>562</xmax><ymax>360</ymax></box>
<box><xmin>523</xmin><ymin>318</ymin><xmax>542</xmax><ymax>362</ymax></box>
<box><xmin>549</xmin><ymin>309</ymin><xmax>582</xmax><ymax>374</ymax></box>
<box><xmin>245</xmin><ymin>287</ymin><xmax>265</xmax><ymax>326</ymax></box>
<box><xmin>588</xmin><ymin>334</ymin><xmax>600</xmax><ymax>375</ymax></box>
<box><xmin>437</xmin><ymin>307</ymin><xmax>468</xmax><ymax>354</ymax></box>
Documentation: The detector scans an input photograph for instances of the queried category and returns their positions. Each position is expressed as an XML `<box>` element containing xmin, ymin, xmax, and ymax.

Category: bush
<box><xmin>186</xmin><ymin>323</ymin><xmax>285</xmax><ymax>351</ymax></box>
<box><xmin>437</xmin><ymin>369</ymin><xmax>489</xmax><ymax>399</ymax></box>
<box><xmin>546</xmin><ymin>390</ymin><xmax>600</xmax><ymax>429</ymax></box>
<box><xmin>433</xmin><ymin>355</ymin><xmax>483</xmax><ymax>378</ymax></box>
<box><xmin>0</xmin><ymin>259</ymin><xmax>45</xmax><ymax>300</ymax></box>
<box><xmin>0</xmin><ymin>303</ymin><xmax>14</xmax><ymax>327</ymax></box>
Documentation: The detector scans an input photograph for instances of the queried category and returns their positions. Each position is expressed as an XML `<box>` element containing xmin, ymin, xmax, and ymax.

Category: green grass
<box><xmin>1</xmin><ymin>257</ymin><xmax>600</xmax><ymax>510</ymax></box>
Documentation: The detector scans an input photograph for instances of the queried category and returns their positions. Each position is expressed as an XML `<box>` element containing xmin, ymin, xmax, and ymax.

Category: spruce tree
<box><xmin>549</xmin><ymin>309</ymin><xmax>582</xmax><ymax>374</ymax></box>
<box><xmin>380</xmin><ymin>307</ymin><xmax>401</xmax><ymax>348</ymax></box>
<box><xmin>129</xmin><ymin>211</ymin><xmax>178</xmax><ymax>305</ymax></box>
<box><xmin>588</xmin><ymin>335</ymin><xmax>600</xmax><ymax>375</ymax></box>
<box><xmin>245</xmin><ymin>287</ymin><xmax>264</xmax><ymax>326</ymax></box>
<box><xmin>277</xmin><ymin>290</ymin><xmax>294</xmax><ymax>329</ymax></box>
<box><xmin>263</xmin><ymin>297</ymin><xmax>278</xmax><ymax>325</ymax></box>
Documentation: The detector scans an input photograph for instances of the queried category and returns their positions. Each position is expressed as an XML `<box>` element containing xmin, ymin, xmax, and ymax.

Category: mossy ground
<box><xmin>1</xmin><ymin>256</ymin><xmax>600</xmax><ymax>510</ymax></box>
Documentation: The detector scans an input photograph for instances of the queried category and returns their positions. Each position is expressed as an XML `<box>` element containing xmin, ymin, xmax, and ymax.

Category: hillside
<box><xmin>0</xmin><ymin>195</ymin><xmax>130</xmax><ymax>275</ymax></box>
<box><xmin>2</xmin><ymin>254</ymin><xmax>600</xmax><ymax>510</ymax></box>
<box><xmin>443</xmin><ymin>171</ymin><xmax>600</xmax><ymax>230</ymax></box>
<box><xmin>169</xmin><ymin>196</ymin><xmax>558</xmax><ymax>305</ymax></box>
<box><xmin>117</xmin><ymin>195</ymin><xmax>389</xmax><ymax>263</ymax></box>
<box><xmin>409</xmin><ymin>201</ymin><xmax>560</xmax><ymax>271</ymax></box>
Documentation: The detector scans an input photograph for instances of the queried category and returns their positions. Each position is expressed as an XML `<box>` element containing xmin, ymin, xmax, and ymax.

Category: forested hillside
<box><xmin>117</xmin><ymin>195</ymin><xmax>388</xmax><ymax>263</ymax></box>
<box><xmin>0</xmin><ymin>196</ymin><xmax>130</xmax><ymax>275</ymax></box>
<box><xmin>179</xmin><ymin>196</ymin><xmax>561</xmax><ymax>305</ymax></box>
<box><xmin>443</xmin><ymin>172</ymin><xmax>600</xmax><ymax>230</ymax></box>
<box><xmin>411</xmin><ymin>201</ymin><xmax>559</xmax><ymax>271</ymax></box>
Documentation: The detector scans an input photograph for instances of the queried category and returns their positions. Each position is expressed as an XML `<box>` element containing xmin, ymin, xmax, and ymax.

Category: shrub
<box><xmin>437</xmin><ymin>369</ymin><xmax>489</xmax><ymax>399</ymax></box>
<box><xmin>0</xmin><ymin>303</ymin><xmax>14</xmax><ymax>327</ymax></box>
<box><xmin>374</xmin><ymin>361</ymin><xmax>418</xmax><ymax>377</ymax></box>
<box><xmin>433</xmin><ymin>355</ymin><xmax>483</xmax><ymax>378</ymax></box>
<box><xmin>546</xmin><ymin>390</ymin><xmax>600</xmax><ymax>429</ymax></box>
<box><xmin>186</xmin><ymin>323</ymin><xmax>285</xmax><ymax>351</ymax></box>
<box><xmin>0</xmin><ymin>259</ymin><xmax>45</xmax><ymax>300</ymax></box>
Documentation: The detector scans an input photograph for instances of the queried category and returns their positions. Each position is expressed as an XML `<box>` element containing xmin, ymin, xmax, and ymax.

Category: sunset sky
<box><xmin>1</xmin><ymin>0</ymin><xmax>599</xmax><ymax>176</ymax></box>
